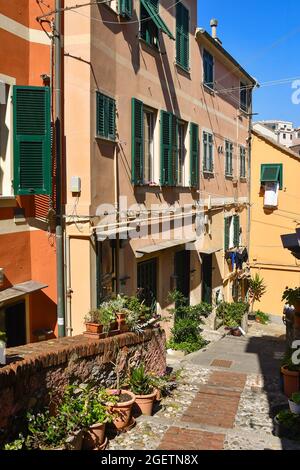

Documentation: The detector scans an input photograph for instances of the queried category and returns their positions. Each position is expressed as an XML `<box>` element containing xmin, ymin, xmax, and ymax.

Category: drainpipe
<box><xmin>55</xmin><ymin>0</ymin><xmax>65</xmax><ymax>336</ymax></box>
<box><xmin>114</xmin><ymin>144</ymin><xmax>120</xmax><ymax>294</ymax></box>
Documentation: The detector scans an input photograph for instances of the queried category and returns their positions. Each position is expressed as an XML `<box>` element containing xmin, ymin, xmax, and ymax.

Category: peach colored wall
<box><xmin>250</xmin><ymin>132</ymin><xmax>300</xmax><ymax>316</ymax></box>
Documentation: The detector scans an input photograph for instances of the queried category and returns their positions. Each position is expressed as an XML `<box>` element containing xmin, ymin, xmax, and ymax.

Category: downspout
<box><xmin>114</xmin><ymin>144</ymin><xmax>120</xmax><ymax>294</ymax></box>
<box><xmin>55</xmin><ymin>0</ymin><xmax>66</xmax><ymax>336</ymax></box>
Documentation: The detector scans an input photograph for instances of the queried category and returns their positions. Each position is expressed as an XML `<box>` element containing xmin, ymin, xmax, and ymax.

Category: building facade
<box><xmin>63</xmin><ymin>0</ymin><xmax>255</xmax><ymax>335</ymax></box>
<box><xmin>250</xmin><ymin>129</ymin><xmax>300</xmax><ymax>317</ymax></box>
<box><xmin>0</xmin><ymin>0</ymin><xmax>57</xmax><ymax>345</ymax></box>
<box><xmin>253</xmin><ymin>120</ymin><xmax>300</xmax><ymax>149</ymax></box>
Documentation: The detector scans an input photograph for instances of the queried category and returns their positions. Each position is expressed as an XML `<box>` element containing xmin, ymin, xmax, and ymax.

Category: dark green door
<box><xmin>175</xmin><ymin>250</ymin><xmax>190</xmax><ymax>303</ymax></box>
<box><xmin>5</xmin><ymin>301</ymin><xmax>26</xmax><ymax>347</ymax></box>
<box><xmin>202</xmin><ymin>254</ymin><xmax>212</xmax><ymax>304</ymax></box>
<box><xmin>137</xmin><ymin>258</ymin><xmax>157</xmax><ymax>312</ymax></box>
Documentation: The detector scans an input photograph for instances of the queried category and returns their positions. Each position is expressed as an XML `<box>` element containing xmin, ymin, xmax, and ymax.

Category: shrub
<box><xmin>128</xmin><ymin>364</ymin><xmax>153</xmax><ymax>395</ymax></box>
<box><xmin>255</xmin><ymin>310</ymin><xmax>270</xmax><ymax>324</ymax></box>
<box><xmin>216</xmin><ymin>302</ymin><xmax>248</xmax><ymax>328</ymax></box>
<box><xmin>248</xmin><ymin>274</ymin><xmax>266</xmax><ymax>313</ymax></box>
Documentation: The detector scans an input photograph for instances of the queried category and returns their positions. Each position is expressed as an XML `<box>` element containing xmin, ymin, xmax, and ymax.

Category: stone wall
<box><xmin>0</xmin><ymin>329</ymin><xmax>166</xmax><ymax>445</ymax></box>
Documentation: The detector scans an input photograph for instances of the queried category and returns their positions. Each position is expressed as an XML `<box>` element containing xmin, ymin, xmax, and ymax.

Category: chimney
<box><xmin>210</xmin><ymin>18</ymin><xmax>222</xmax><ymax>44</ymax></box>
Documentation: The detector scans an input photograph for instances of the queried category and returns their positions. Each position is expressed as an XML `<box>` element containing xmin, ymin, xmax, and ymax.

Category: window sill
<box><xmin>203</xmin><ymin>170</ymin><xmax>214</xmax><ymax>177</ymax></box>
<box><xmin>239</xmin><ymin>107</ymin><xmax>249</xmax><ymax>116</ymax></box>
<box><xmin>239</xmin><ymin>176</ymin><xmax>247</xmax><ymax>182</ymax></box>
<box><xmin>139</xmin><ymin>38</ymin><xmax>160</xmax><ymax>56</ymax></box>
<box><xmin>175</xmin><ymin>62</ymin><xmax>191</xmax><ymax>77</ymax></box>
<box><xmin>203</xmin><ymin>83</ymin><xmax>215</xmax><ymax>95</ymax></box>
<box><xmin>225</xmin><ymin>174</ymin><xmax>234</xmax><ymax>179</ymax></box>
<box><xmin>95</xmin><ymin>135</ymin><xmax>117</xmax><ymax>144</ymax></box>
<box><xmin>0</xmin><ymin>196</ymin><xmax>17</xmax><ymax>207</ymax></box>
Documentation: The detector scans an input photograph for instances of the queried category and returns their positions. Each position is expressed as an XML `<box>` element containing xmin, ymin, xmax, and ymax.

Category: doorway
<box><xmin>137</xmin><ymin>258</ymin><xmax>157</xmax><ymax>313</ymax></box>
<box><xmin>3</xmin><ymin>301</ymin><xmax>26</xmax><ymax>347</ymax></box>
<box><xmin>174</xmin><ymin>250</ymin><xmax>190</xmax><ymax>303</ymax></box>
<box><xmin>202</xmin><ymin>254</ymin><xmax>213</xmax><ymax>304</ymax></box>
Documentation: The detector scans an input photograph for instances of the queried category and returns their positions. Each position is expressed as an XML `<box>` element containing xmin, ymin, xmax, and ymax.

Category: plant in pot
<box><xmin>289</xmin><ymin>392</ymin><xmax>300</xmax><ymax>415</ymax></box>
<box><xmin>84</xmin><ymin>308</ymin><xmax>103</xmax><ymax>336</ymax></box>
<box><xmin>106</xmin><ymin>366</ymin><xmax>136</xmax><ymax>431</ymax></box>
<box><xmin>255</xmin><ymin>310</ymin><xmax>270</xmax><ymax>325</ymax></box>
<box><xmin>26</xmin><ymin>410</ymin><xmax>76</xmax><ymax>450</ymax></box>
<box><xmin>273</xmin><ymin>409</ymin><xmax>300</xmax><ymax>440</ymax></box>
<box><xmin>248</xmin><ymin>274</ymin><xmax>266</xmax><ymax>318</ymax></box>
<box><xmin>127</xmin><ymin>364</ymin><xmax>157</xmax><ymax>416</ymax></box>
<box><xmin>282</xmin><ymin>287</ymin><xmax>300</xmax><ymax>327</ymax></box>
<box><xmin>149</xmin><ymin>371</ymin><xmax>179</xmax><ymax>401</ymax></box>
<box><xmin>281</xmin><ymin>348</ymin><xmax>300</xmax><ymax>398</ymax></box>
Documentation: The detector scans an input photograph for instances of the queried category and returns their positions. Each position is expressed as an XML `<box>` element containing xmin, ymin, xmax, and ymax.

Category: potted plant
<box><xmin>107</xmin><ymin>388</ymin><xmax>136</xmax><ymax>431</ymax></box>
<box><xmin>289</xmin><ymin>392</ymin><xmax>300</xmax><ymax>415</ymax></box>
<box><xmin>128</xmin><ymin>364</ymin><xmax>157</xmax><ymax>416</ymax></box>
<box><xmin>84</xmin><ymin>309</ymin><xmax>103</xmax><ymax>336</ymax></box>
<box><xmin>281</xmin><ymin>349</ymin><xmax>300</xmax><ymax>398</ymax></box>
<box><xmin>282</xmin><ymin>287</ymin><xmax>300</xmax><ymax>327</ymax></box>
<box><xmin>255</xmin><ymin>310</ymin><xmax>270</xmax><ymax>325</ymax></box>
<box><xmin>273</xmin><ymin>409</ymin><xmax>300</xmax><ymax>439</ymax></box>
<box><xmin>80</xmin><ymin>391</ymin><xmax>112</xmax><ymax>450</ymax></box>
<box><xmin>248</xmin><ymin>274</ymin><xmax>266</xmax><ymax>317</ymax></box>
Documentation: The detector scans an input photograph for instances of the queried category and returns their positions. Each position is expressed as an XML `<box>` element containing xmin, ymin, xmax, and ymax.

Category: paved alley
<box><xmin>108</xmin><ymin>322</ymin><xmax>300</xmax><ymax>451</ymax></box>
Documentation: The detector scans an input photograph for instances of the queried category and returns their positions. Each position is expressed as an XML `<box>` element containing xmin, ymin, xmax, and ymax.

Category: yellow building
<box><xmin>250</xmin><ymin>130</ymin><xmax>300</xmax><ymax>318</ymax></box>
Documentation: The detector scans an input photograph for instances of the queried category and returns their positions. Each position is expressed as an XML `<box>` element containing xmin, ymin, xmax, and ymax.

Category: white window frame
<box><xmin>143</xmin><ymin>106</ymin><xmax>155</xmax><ymax>184</ymax></box>
<box><xmin>0</xmin><ymin>76</ymin><xmax>14</xmax><ymax>198</ymax></box>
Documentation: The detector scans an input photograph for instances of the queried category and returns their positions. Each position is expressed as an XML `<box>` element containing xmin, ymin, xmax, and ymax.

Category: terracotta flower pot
<box><xmin>281</xmin><ymin>366</ymin><xmax>300</xmax><ymax>398</ymax></box>
<box><xmin>134</xmin><ymin>389</ymin><xmax>157</xmax><ymax>416</ymax></box>
<box><xmin>85</xmin><ymin>322</ymin><xmax>103</xmax><ymax>334</ymax></box>
<box><xmin>108</xmin><ymin>389</ymin><xmax>136</xmax><ymax>430</ymax></box>
<box><xmin>156</xmin><ymin>389</ymin><xmax>162</xmax><ymax>401</ymax></box>
<box><xmin>83</xmin><ymin>422</ymin><xmax>106</xmax><ymax>450</ymax></box>
<box><xmin>65</xmin><ymin>430</ymin><xmax>83</xmax><ymax>450</ymax></box>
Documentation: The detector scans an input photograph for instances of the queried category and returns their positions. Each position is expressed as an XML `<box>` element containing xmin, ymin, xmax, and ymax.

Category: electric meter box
<box><xmin>70</xmin><ymin>176</ymin><xmax>81</xmax><ymax>193</ymax></box>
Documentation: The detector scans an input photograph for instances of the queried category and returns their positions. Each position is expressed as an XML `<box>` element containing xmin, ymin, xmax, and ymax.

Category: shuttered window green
<box><xmin>203</xmin><ymin>50</ymin><xmax>214</xmax><ymax>89</ymax></box>
<box><xmin>131</xmin><ymin>98</ymin><xmax>144</xmax><ymax>184</ymax></box>
<box><xmin>190</xmin><ymin>123</ymin><xmax>199</xmax><ymax>187</ymax></box>
<box><xmin>96</xmin><ymin>92</ymin><xmax>116</xmax><ymax>141</ymax></box>
<box><xmin>160</xmin><ymin>110</ymin><xmax>177</xmax><ymax>186</ymax></box>
<box><xmin>176</xmin><ymin>3</ymin><xmax>189</xmax><ymax>71</ymax></box>
<box><xmin>224</xmin><ymin>217</ymin><xmax>230</xmax><ymax>251</ymax></box>
<box><xmin>119</xmin><ymin>0</ymin><xmax>132</xmax><ymax>18</ymax></box>
<box><xmin>13</xmin><ymin>86</ymin><xmax>51</xmax><ymax>196</ymax></box>
<box><xmin>225</xmin><ymin>140</ymin><xmax>233</xmax><ymax>176</ymax></box>
<box><xmin>233</xmin><ymin>215</ymin><xmax>240</xmax><ymax>247</ymax></box>
<box><xmin>260</xmin><ymin>163</ymin><xmax>283</xmax><ymax>189</ymax></box>
<box><xmin>203</xmin><ymin>131</ymin><xmax>213</xmax><ymax>172</ymax></box>
<box><xmin>240</xmin><ymin>146</ymin><xmax>246</xmax><ymax>178</ymax></box>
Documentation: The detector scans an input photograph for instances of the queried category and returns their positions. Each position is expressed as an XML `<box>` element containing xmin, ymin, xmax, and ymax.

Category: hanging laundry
<box><xmin>236</xmin><ymin>248</ymin><xmax>249</xmax><ymax>269</ymax></box>
<box><xmin>264</xmin><ymin>182</ymin><xmax>279</xmax><ymax>208</ymax></box>
<box><xmin>228</xmin><ymin>251</ymin><xmax>237</xmax><ymax>270</ymax></box>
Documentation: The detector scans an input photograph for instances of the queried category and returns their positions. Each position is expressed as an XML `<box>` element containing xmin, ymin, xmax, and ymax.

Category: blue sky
<box><xmin>197</xmin><ymin>0</ymin><xmax>300</xmax><ymax>126</ymax></box>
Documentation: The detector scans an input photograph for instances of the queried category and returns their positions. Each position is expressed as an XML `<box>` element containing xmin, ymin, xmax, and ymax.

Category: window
<box><xmin>225</xmin><ymin>140</ymin><xmax>233</xmax><ymax>176</ymax></box>
<box><xmin>190</xmin><ymin>122</ymin><xmax>199</xmax><ymax>187</ymax></box>
<box><xmin>240</xmin><ymin>82</ymin><xmax>248</xmax><ymax>112</ymax></box>
<box><xmin>260</xmin><ymin>163</ymin><xmax>283</xmax><ymax>190</ymax></box>
<box><xmin>13</xmin><ymin>86</ymin><xmax>51</xmax><ymax>196</ymax></box>
<box><xmin>177</xmin><ymin>121</ymin><xmax>186</xmax><ymax>186</ymax></box>
<box><xmin>176</xmin><ymin>2</ymin><xmax>189</xmax><ymax>71</ymax></box>
<box><xmin>203</xmin><ymin>131</ymin><xmax>213</xmax><ymax>173</ymax></box>
<box><xmin>0</xmin><ymin>83</ymin><xmax>12</xmax><ymax>196</ymax></box>
<box><xmin>160</xmin><ymin>110</ymin><xmax>177</xmax><ymax>186</ymax></box>
<box><xmin>298</xmin><ymin>132</ymin><xmax>300</xmax><ymax>138</ymax></box>
<box><xmin>240</xmin><ymin>146</ymin><xmax>246</xmax><ymax>178</ymax></box>
<box><xmin>203</xmin><ymin>49</ymin><xmax>214</xmax><ymax>89</ymax></box>
<box><xmin>283</xmin><ymin>133</ymin><xmax>286</xmax><ymax>139</ymax></box>
<box><xmin>137</xmin><ymin>258</ymin><xmax>157</xmax><ymax>313</ymax></box>
<box><xmin>96</xmin><ymin>92</ymin><xmax>116</xmax><ymax>141</ymax></box>
<box><xmin>143</xmin><ymin>108</ymin><xmax>155</xmax><ymax>183</ymax></box>
<box><xmin>118</xmin><ymin>0</ymin><xmax>132</xmax><ymax>17</ymax></box>
<box><xmin>140</xmin><ymin>0</ymin><xmax>174</xmax><ymax>47</ymax></box>
<box><xmin>224</xmin><ymin>215</ymin><xmax>240</xmax><ymax>250</ymax></box>
<box><xmin>290</xmin><ymin>134</ymin><xmax>293</xmax><ymax>140</ymax></box>
<box><xmin>132</xmin><ymin>98</ymin><xmax>156</xmax><ymax>185</ymax></box>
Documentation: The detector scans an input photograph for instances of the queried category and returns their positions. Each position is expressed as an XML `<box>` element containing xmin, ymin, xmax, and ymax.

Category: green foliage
<box><xmin>4</xmin><ymin>435</ymin><xmax>25</xmax><ymax>450</ymax></box>
<box><xmin>255</xmin><ymin>310</ymin><xmax>270</xmax><ymax>325</ymax></box>
<box><xmin>0</xmin><ymin>331</ymin><xmax>6</xmax><ymax>342</ymax></box>
<box><xmin>276</xmin><ymin>410</ymin><xmax>300</xmax><ymax>437</ymax></box>
<box><xmin>167</xmin><ymin>337</ymin><xmax>208</xmax><ymax>354</ymax></box>
<box><xmin>282</xmin><ymin>348</ymin><xmax>300</xmax><ymax>372</ymax></box>
<box><xmin>282</xmin><ymin>287</ymin><xmax>300</xmax><ymax>307</ymax></box>
<box><xmin>291</xmin><ymin>392</ymin><xmax>300</xmax><ymax>405</ymax></box>
<box><xmin>128</xmin><ymin>364</ymin><xmax>153</xmax><ymax>395</ymax></box>
<box><xmin>148</xmin><ymin>371</ymin><xmax>180</xmax><ymax>397</ymax></box>
<box><xmin>216</xmin><ymin>302</ymin><xmax>248</xmax><ymax>328</ymax></box>
<box><xmin>248</xmin><ymin>274</ymin><xmax>267</xmax><ymax>313</ymax></box>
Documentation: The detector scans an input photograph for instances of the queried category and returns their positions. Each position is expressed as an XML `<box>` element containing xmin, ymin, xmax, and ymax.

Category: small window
<box><xmin>118</xmin><ymin>0</ymin><xmax>133</xmax><ymax>18</ymax></box>
<box><xmin>140</xmin><ymin>0</ymin><xmax>174</xmax><ymax>48</ymax></box>
<box><xmin>96</xmin><ymin>92</ymin><xmax>116</xmax><ymax>141</ymax></box>
<box><xmin>203</xmin><ymin>131</ymin><xmax>213</xmax><ymax>173</ymax></box>
<box><xmin>224</xmin><ymin>215</ymin><xmax>240</xmax><ymax>250</ymax></box>
<box><xmin>283</xmin><ymin>133</ymin><xmax>286</xmax><ymax>139</ymax></box>
<box><xmin>203</xmin><ymin>49</ymin><xmax>214</xmax><ymax>90</ymax></box>
<box><xmin>240</xmin><ymin>82</ymin><xmax>248</xmax><ymax>112</ymax></box>
<box><xmin>260</xmin><ymin>163</ymin><xmax>283</xmax><ymax>189</ymax></box>
<box><xmin>225</xmin><ymin>140</ymin><xmax>233</xmax><ymax>176</ymax></box>
<box><xmin>240</xmin><ymin>146</ymin><xmax>246</xmax><ymax>178</ymax></box>
<box><xmin>290</xmin><ymin>134</ymin><xmax>293</xmax><ymax>140</ymax></box>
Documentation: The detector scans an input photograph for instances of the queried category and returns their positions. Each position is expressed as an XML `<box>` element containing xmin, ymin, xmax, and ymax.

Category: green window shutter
<box><xmin>119</xmin><ymin>0</ymin><xmax>132</xmax><ymax>18</ymax></box>
<box><xmin>13</xmin><ymin>86</ymin><xmax>51</xmax><ymax>195</ymax></box>
<box><xmin>240</xmin><ymin>146</ymin><xmax>246</xmax><ymax>178</ymax></box>
<box><xmin>131</xmin><ymin>98</ymin><xmax>144</xmax><ymax>184</ymax></box>
<box><xmin>260</xmin><ymin>163</ymin><xmax>283</xmax><ymax>189</ymax></box>
<box><xmin>203</xmin><ymin>50</ymin><xmax>214</xmax><ymax>88</ymax></box>
<box><xmin>233</xmin><ymin>215</ymin><xmax>240</xmax><ymax>247</ymax></box>
<box><xmin>224</xmin><ymin>217</ymin><xmax>230</xmax><ymax>251</ymax></box>
<box><xmin>208</xmin><ymin>133</ymin><xmax>213</xmax><ymax>172</ymax></box>
<box><xmin>176</xmin><ymin>3</ymin><xmax>189</xmax><ymax>70</ymax></box>
<box><xmin>160</xmin><ymin>110</ymin><xmax>177</xmax><ymax>186</ymax></box>
<box><xmin>96</xmin><ymin>92</ymin><xmax>116</xmax><ymax>141</ymax></box>
<box><xmin>190</xmin><ymin>123</ymin><xmax>199</xmax><ymax>187</ymax></box>
<box><xmin>225</xmin><ymin>140</ymin><xmax>233</xmax><ymax>176</ymax></box>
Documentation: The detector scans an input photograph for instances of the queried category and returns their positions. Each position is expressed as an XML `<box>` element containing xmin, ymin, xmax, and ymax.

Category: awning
<box><xmin>141</xmin><ymin>0</ymin><xmax>175</xmax><ymax>40</ymax></box>
<box><xmin>0</xmin><ymin>280</ymin><xmax>48</xmax><ymax>306</ymax></box>
<box><xmin>135</xmin><ymin>237</ymin><xmax>196</xmax><ymax>256</ymax></box>
<box><xmin>95</xmin><ymin>226</ymin><xmax>136</xmax><ymax>242</ymax></box>
<box><xmin>199</xmin><ymin>247</ymin><xmax>222</xmax><ymax>255</ymax></box>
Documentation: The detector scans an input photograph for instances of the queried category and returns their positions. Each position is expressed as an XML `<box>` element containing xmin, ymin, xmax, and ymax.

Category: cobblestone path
<box><xmin>108</xmin><ymin>323</ymin><xmax>300</xmax><ymax>450</ymax></box>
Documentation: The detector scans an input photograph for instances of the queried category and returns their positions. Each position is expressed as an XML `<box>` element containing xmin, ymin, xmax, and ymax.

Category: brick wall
<box><xmin>0</xmin><ymin>329</ymin><xmax>166</xmax><ymax>444</ymax></box>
